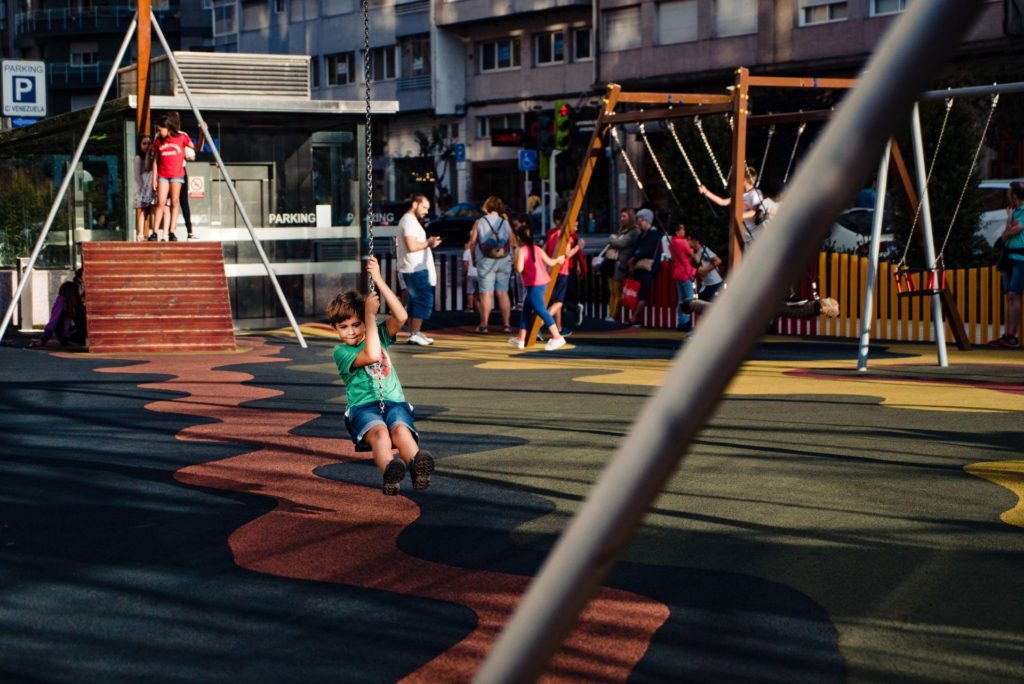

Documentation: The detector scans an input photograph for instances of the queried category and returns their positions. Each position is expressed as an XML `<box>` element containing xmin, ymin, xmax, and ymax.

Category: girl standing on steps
<box><xmin>151</xmin><ymin>112</ymin><xmax>194</xmax><ymax>242</ymax></box>
<box><xmin>133</xmin><ymin>135</ymin><xmax>155</xmax><ymax>242</ymax></box>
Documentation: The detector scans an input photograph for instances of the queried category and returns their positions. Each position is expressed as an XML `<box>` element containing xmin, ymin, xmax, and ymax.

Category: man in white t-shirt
<box><xmin>396</xmin><ymin>194</ymin><xmax>440</xmax><ymax>346</ymax></box>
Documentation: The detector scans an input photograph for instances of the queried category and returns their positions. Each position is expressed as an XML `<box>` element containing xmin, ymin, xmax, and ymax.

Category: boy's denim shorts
<box><xmin>402</xmin><ymin>269</ymin><xmax>434</xmax><ymax>320</ymax></box>
<box><xmin>345</xmin><ymin>401</ymin><xmax>418</xmax><ymax>447</ymax></box>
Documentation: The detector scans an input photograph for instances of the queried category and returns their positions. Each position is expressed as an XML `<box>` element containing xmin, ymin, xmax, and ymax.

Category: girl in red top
<box><xmin>668</xmin><ymin>222</ymin><xmax>697</xmax><ymax>332</ymax></box>
<box><xmin>150</xmin><ymin>112</ymin><xmax>194</xmax><ymax>242</ymax></box>
<box><xmin>507</xmin><ymin>222</ymin><xmax>568</xmax><ymax>351</ymax></box>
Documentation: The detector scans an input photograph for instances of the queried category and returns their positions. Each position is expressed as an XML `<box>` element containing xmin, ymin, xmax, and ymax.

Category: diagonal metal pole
<box><xmin>149</xmin><ymin>12</ymin><xmax>307</xmax><ymax>348</ymax></box>
<box><xmin>473</xmin><ymin>2</ymin><xmax>985</xmax><ymax>682</ymax></box>
<box><xmin>857</xmin><ymin>140</ymin><xmax>892</xmax><ymax>371</ymax></box>
<box><xmin>0</xmin><ymin>15</ymin><xmax>139</xmax><ymax>345</ymax></box>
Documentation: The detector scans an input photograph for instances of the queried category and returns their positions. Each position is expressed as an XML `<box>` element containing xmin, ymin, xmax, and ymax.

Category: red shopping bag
<box><xmin>622</xmin><ymin>277</ymin><xmax>641</xmax><ymax>310</ymax></box>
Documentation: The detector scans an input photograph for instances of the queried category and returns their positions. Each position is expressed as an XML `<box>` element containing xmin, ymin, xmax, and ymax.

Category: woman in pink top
<box><xmin>507</xmin><ymin>222</ymin><xmax>568</xmax><ymax>351</ymax></box>
<box><xmin>668</xmin><ymin>222</ymin><xmax>696</xmax><ymax>332</ymax></box>
<box><xmin>150</xmin><ymin>112</ymin><xmax>194</xmax><ymax>242</ymax></box>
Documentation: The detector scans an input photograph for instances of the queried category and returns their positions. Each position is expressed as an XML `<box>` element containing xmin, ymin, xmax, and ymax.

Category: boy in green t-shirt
<box><xmin>328</xmin><ymin>256</ymin><xmax>434</xmax><ymax>495</ymax></box>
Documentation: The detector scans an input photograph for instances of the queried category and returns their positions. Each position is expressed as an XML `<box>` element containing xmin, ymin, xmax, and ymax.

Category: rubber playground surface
<box><xmin>2</xmin><ymin>316</ymin><xmax>1023</xmax><ymax>683</ymax></box>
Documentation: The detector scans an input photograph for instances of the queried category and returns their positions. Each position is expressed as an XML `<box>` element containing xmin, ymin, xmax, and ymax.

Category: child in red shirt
<box><xmin>150</xmin><ymin>112</ymin><xmax>194</xmax><ymax>242</ymax></box>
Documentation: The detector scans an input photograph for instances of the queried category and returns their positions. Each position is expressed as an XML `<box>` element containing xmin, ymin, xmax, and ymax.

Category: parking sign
<box><xmin>3</xmin><ymin>60</ymin><xmax>47</xmax><ymax>117</ymax></box>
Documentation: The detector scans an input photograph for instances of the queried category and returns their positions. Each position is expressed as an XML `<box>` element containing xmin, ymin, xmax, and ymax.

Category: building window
<box><xmin>310</xmin><ymin>55</ymin><xmax>320</xmax><ymax>88</ymax></box>
<box><xmin>602</xmin><ymin>6</ymin><xmax>641</xmax><ymax>52</ymax></box>
<box><xmin>573</xmin><ymin>27</ymin><xmax>592</xmax><ymax>61</ymax></box>
<box><xmin>714</xmin><ymin>0</ymin><xmax>757</xmax><ymax>37</ymax></box>
<box><xmin>870</xmin><ymin>0</ymin><xmax>907</xmax><ymax>16</ymax></box>
<box><xmin>535</xmin><ymin>31</ymin><xmax>564</xmax><ymax>66</ymax></box>
<box><xmin>798</xmin><ymin>1</ymin><xmax>847</xmax><ymax>25</ymax></box>
<box><xmin>326</xmin><ymin>51</ymin><xmax>356</xmax><ymax>85</ymax></box>
<box><xmin>476</xmin><ymin>113</ymin><xmax>522</xmax><ymax>139</ymax></box>
<box><xmin>212</xmin><ymin>0</ymin><xmax>237</xmax><ymax>36</ymax></box>
<box><xmin>69</xmin><ymin>41</ymin><xmax>99</xmax><ymax>66</ymax></box>
<box><xmin>657</xmin><ymin>0</ymin><xmax>699</xmax><ymax>45</ymax></box>
<box><xmin>371</xmin><ymin>45</ymin><xmax>397</xmax><ymax>81</ymax></box>
<box><xmin>273</xmin><ymin>0</ymin><xmax>285</xmax><ymax>13</ymax></box>
<box><xmin>402</xmin><ymin>35</ymin><xmax>431</xmax><ymax>76</ymax></box>
<box><xmin>479</xmin><ymin>38</ymin><xmax>521</xmax><ymax>72</ymax></box>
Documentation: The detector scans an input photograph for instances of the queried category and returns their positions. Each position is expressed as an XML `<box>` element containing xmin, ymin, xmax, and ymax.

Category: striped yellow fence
<box><xmin>815</xmin><ymin>252</ymin><xmax>1019</xmax><ymax>345</ymax></box>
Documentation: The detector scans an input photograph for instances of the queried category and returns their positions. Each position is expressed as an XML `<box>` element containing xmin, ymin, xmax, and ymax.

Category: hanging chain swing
<box><xmin>756</xmin><ymin>124</ymin><xmax>775</xmax><ymax>188</ymax></box>
<box><xmin>362</xmin><ymin>0</ymin><xmax>387</xmax><ymax>415</ymax></box>
<box><xmin>782</xmin><ymin>121</ymin><xmax>807</xmax><ymax>185</ymax></box>
<box><xmin>639</xmin><ymin>121</ymin><xmax>686</xmax><ymax>216</ymax></box>
<box><xmin>893</xmin><ymin>95</ymin><xmax>998</xmax><ymax>297</ymax></box>
<box><xmin>694</xmin><ymin>116</ymin><xmax>728</xmax><ymax>191</ymax></box>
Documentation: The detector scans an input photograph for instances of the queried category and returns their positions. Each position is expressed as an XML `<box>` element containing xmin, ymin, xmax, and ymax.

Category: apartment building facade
<box><xmin>3</xmin><ymin>0</ymin><xmax>223</xmax><ymax>116</ymax></box>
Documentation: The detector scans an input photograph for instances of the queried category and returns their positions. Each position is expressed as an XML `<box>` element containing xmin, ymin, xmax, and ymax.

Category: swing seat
<box><xmin>894</xmin><ymin>267</ymin><xmax>946</xmax><ymax>296</ymax></box>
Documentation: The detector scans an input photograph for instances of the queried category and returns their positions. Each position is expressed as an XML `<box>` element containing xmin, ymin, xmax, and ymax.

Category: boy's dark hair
<box><xmin>327</xmin><ymin>290</ymin><xmax>365</xmax><ymax>325</ymax></box>
<box><xmin>687</xmin><ymin>227</ymin><xmax>705</xmax><ymax>245</ymax></box>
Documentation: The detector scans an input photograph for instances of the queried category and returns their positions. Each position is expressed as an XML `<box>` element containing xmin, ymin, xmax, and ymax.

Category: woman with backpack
<box><xmin>468</xmin><ymin>196</ymin><xmax>513</xmax><ymax>334</ymax></box>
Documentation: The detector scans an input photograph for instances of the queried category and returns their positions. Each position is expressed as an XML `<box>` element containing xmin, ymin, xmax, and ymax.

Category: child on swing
<box><xmin>328</xmin><ymin>256</ymin><xmax>434</xmax><ymax>496</ymax></box>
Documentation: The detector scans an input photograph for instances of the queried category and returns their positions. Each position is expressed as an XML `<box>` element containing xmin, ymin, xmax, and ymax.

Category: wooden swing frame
<box><xmin>534</xmin><ymin>70</ymin><xmax>970</xmax><ymax>351</ymax></box>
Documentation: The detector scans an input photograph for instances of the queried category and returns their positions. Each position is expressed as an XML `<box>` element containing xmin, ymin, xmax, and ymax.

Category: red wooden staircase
<box><xmin>82</xmin><ymin>242</ymin><xmax>236</xmax><ymax>353</ymax></box>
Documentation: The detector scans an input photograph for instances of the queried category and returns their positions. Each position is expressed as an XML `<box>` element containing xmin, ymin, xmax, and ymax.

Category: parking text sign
<box><xmin>3</xmin><ymin>60</ymin><xmax>47</xmax><ymax>118</ymax></box>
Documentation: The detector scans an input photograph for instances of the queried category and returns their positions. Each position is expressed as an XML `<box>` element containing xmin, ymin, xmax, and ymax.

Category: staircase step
<box><xmin>83</xmin><ymin>241</ymin><xmax>236</xmax><ymax>354</ymax></box>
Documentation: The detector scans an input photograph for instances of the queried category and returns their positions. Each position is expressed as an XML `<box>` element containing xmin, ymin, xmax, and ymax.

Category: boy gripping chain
<box><xmin>329</xmin><ymin>256</ymin><xmax>435</xmax><ymax>496</ymax></box>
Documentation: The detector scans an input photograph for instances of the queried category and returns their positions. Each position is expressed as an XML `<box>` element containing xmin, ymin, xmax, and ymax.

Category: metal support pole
<box><xmin>857</xmin><ymin>140</ymin><xmax>892</xmax><ymax>371</ymax></box>
<box><xmin>150</xmin><ymin>12</ymin><xmax>308</xmax><ymax>349</ymax></box>
<box><xmin>473</xmin><ymin>2</ymin><xmax>984</xmax><ymax>682</ymax></box>
<box><xmin>0</xmin><ymin>16</ymin><xmax>139</xmax><ymax>345</ymax></box>
<box><xmin>909</xmin><ymin>103</ymin><xmax>948</xmax><ymax>367</ymax></box>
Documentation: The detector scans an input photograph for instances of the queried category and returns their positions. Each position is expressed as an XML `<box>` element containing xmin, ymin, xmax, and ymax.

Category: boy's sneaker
<box><xmin>507</xmin><ymin>337</ymin><xmax>525</xmax><ymax>350</ymax></box>
<box><xmin>407</xmin><ymin>332</ymin><xmax>433</xmax><ymax>346</ymax></box>
<box><xmin>409</xmin><ymin>451</ymin><xmax>435</xmax><ymax>491</ymax></box>
<box><xmin>168</xmin><ymin>232</ymin><xmax>178</xmax><ymax>242</ymax></box>
<box><xmin>544</xmin><ymin>336</ymin><xmax>567</xmax><ymax>351</ymax></box>
<box><xmin>382</xmin><ymin>459</ymin><xmax>406</xmax><ymax>496</ymax></box>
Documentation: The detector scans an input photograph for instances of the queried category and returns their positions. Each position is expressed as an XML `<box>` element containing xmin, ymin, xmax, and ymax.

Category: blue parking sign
<box><xmin>518</xmin><ymin>149</ymin><xmax>538</xmax><ymax>172</ymax></box>
<box><xmin>455</xmin><ymin>143</ymin><xmax>466</xmax><ymax>162</ymax></box>
<box><xmin>2</xmin><ymin>60</ymin><xmax>47</xmax><ymax>117</ymax></box>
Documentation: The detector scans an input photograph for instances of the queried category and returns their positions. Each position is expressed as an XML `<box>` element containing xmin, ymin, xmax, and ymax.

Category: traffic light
<box><xmin>537</xmin><ymin>112</ymin><xmax>553</xmax><ymax>152</ymax></box>
<box><xmin>554</xmin><ymin>101</ymin><xmax>573</xmax><ymax>151</ymax></box>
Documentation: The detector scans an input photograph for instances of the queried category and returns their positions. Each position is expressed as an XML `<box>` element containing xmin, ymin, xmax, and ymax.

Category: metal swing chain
<box><xmin>782</xmin><ymin>121</ymin><xmax>807</xmax><ymax>185</ymax></box>
<box><xmin>610</xmin><ymin>127</ymin><xmax>644</xmax><ymax>191</ymax></box>
<box><xmin>362</xmin><ymin>0</ymin><xmax>386</xmax><ymax>415</ymax></box>
<box><xmin>694</xmin><ymin>116</ymin><xmax>727</xmax><ymax>191</ymax></box>
<box><xmin>897</xmin><ymin>97</ymin><xmax>954</xmax><ymax>270</ymax></box>
<box><xmin>937</xmin><ymin>93</ymin><xmax>999</xmax><ymax>264</ymax></box>
<box><xmin>639</xmin><ymin>122</ymin><xmax>687</xmax><ymax>216</ymax></box>
<box><xmin>666</xmin><ymin>121</ymin><xmax>701</xmax><ymax>187</ymax></box>
<box><xmin>756</xmin><ymin>125</ymin><xmax>775</xmax><ymax>189</ymax></box>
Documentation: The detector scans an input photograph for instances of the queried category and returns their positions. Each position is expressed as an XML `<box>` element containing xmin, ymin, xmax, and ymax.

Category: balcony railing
<box><xmin>15</xmin><ymin>5</ymin><xmax>174</xmax><ymax>36</ymax></box>
<box><xmin>47</xmin><ymin>61</ymin><xmax>115</xmax><ymax>88</ymax></box>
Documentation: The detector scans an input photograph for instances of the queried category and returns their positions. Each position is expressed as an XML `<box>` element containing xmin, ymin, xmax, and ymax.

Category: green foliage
<box><xmin>0</xmin><ymin>166</ymin><xmax>57</xmax><ymax>267</ymax></box>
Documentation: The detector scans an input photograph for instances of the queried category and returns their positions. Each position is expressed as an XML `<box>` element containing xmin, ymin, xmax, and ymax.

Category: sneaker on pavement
<box><xmin>544</xmin><ymin>336</ymin><xmax>567</xmax><ymax>351</ymax></box>
<box><xmin>187</xmin><ymin>234</ymin><xmax>200</xmax><ymax>241</ymax></box>
<box><xmin>407</xmin><ymin>332</ymin><xmax>432</xmax><ymax>346</ymax></box>
<box><xmin>507</xmin><ymin>337</ymin><xmax>525</xmax><ymax>350</ymax></box>
<box><xmin>147</xmin><ymin>233</ymin><xmax>158</xmax><ymax>242</ymax></box>
<box><xmin>409</xmin><ymin>451</ymin><xmax>435</xmax><ymax>491</ymax></box>
<box><xmin>1000</xmin><ymin>335</ymin><xmax>1021</xmax><ymax>348</ymax></box>
<box><xmin>602</xmin><ymin>316</ymin><xmax>617</xmax><ymax>323</ymax></box>
<box><xmin>382</xmin><ymin>459</ymin><xmax>406</xmax><ymax>496</ymax></box>
<box><xmin>168</xmin><ymin>232</ymin><xmax>178</xmax><ymax>242</ymax></box>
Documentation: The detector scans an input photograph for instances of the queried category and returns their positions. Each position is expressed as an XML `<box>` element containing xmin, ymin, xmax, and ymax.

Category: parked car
<box><xmin>825</xmin><ymin>207</ymin><xmax>896</xmax><ymax>257</ymax></box>
<box><xmin>424</xmin><ymin>202</ymin><xmax>483</xmax><ymax>246</ymax></box>
<box><xmin>976</xmin><ymin>179</ymin><xmax>1024</xmax><ymax>246</ymax></box>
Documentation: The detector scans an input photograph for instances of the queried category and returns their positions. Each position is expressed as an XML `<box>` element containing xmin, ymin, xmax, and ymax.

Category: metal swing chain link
<box><xmin>782</xmin><ymin>122</ymin><xmax>807</xmax><ymax>185</ymax></box>
<box><xmin>362</xmin><ymin>0</ymin><xmax>385</xmax><ymax>415</ymax></box>
<box><xmin>610</xmin><ymin>127</ymin><xmax>643</xmax><ymax>190</ymax></box>
<box><xmin>897</xmin><ymin>97</ymin><xmax>954</xmax><ymax>269</ymax></box>
<box><xmin>639</xmin><ymin>122</ymin><xmax>672</xmax><ymax>191</ymax></box>
<box><xmin>756</xmin><ymin>124</ymin><xmax>775</xmax><ymax>188</ymax></box>
<box><xmin>666</xmin><ymin>121</ymin><xmax>701</xmax><ymax>187</ymax></box>
<box><xmin>694</xmin><ymin>116</ymin><xmax>727</xmax><ymax>191</ymax></box>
